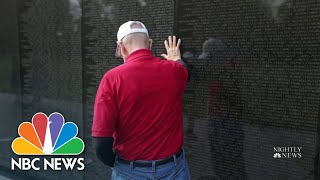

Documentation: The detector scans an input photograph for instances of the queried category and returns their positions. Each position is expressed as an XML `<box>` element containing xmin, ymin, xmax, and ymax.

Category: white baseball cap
<box><xmin>117</xmin><ymin>21</ymin><xmax>149</xmax><ymax>42</ymax></box>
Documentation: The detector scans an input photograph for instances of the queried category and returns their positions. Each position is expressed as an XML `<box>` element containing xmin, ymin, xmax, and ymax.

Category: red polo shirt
<box><xmin>92</xmin><ymin>49</ymin><xmax>188</xmax><ymax>160</ymax></box>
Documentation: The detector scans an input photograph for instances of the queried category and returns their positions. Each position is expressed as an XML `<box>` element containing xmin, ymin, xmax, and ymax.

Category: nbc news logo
<box><xmin>273</xmin><ymin>146</ymin><xmax>302</xmax><ymax>159</ymax></box>
<box><xmin>11</xmin><ymin>112</ymin><xmax>85</xmax><ymax>171</ymax></box>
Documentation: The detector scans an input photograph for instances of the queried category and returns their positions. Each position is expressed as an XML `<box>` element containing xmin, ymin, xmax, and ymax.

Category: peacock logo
<box><xmin>12</xmin><ymin>112</ymin><xmax>84</xmax><ymax>155</ymax></box>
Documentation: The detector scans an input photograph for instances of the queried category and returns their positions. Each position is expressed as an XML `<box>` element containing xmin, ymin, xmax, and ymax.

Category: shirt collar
<box><xmin>125</xmin><ymin>49</ymin><xmax>152</xmax><ymax>63</ymax></box>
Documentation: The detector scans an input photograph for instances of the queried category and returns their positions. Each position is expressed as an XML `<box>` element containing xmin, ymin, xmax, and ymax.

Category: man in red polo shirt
<box><xmin>92</xmin><ymin>21</ymin><xmax>190</xmax><ymax>180</ymax></box>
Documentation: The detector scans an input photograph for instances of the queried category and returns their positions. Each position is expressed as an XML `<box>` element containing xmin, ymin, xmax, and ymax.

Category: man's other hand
<box><xmin>161</xmin><ymin>36</ymin><xmax>182</xmax><ymax>61</ymax></box>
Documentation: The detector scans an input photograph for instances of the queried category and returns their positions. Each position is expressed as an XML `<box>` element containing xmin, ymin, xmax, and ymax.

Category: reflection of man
<box><xmin>91</xmin><ymin>21</ymin><xmax>191</xmax><ymax>179</ymax></box>
<box><xmin>185</xmin><ymin>38</ymin><xmax>227</xmax><ymax>137</ymax></box>
<box><xmin>199</xmin><ymin>38</ymin><xmax>246</xmax><ymax>179</ymax></box>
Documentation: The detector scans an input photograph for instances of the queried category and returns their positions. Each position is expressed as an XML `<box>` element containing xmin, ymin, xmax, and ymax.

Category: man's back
<box><xmin>106</xmin><ymin>49</ymin><xmax>188</xmax><ymax>160</ymax></box>
<box><xmin>92</xmin><ymin>21</ymin><xmax>191</xmax><ymax>179</ymax></box>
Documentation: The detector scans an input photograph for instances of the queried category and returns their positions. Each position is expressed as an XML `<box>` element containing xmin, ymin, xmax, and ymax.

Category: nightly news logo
<box><xmin>11</xmin><ymin>112</ymin><xmax>85</xmax><ymax>171</ymax></box>
<box><xmin>273</xmin><ymin>146</ymin><xmax>302</xmax><ymax>159</ymax></box>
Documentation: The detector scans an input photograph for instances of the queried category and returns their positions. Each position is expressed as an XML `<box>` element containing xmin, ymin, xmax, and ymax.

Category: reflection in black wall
<box><xmin>202</xmin><ymin>38</ymin><xmax>245</xmax><ymax>179</ymax></box>
<box><xmin>14</xmin><ymin>0</ymin><xmax>84</xmax><ymax>179</ymax></box>
<box><xmin>177</xmin><ymin>0</ymin><xmax>320</xmax><ymax>179</ymax></box>
<box><xmin>0</xmin><ymin>0</ymin><xmax>319</xmax><ymax>180</ymax></box>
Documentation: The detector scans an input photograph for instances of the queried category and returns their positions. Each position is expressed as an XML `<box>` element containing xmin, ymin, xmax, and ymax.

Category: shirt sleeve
<box><xmin>173</xmin><ymin>60</ymin><xmax>188</xmax><ymax>84</ymax></box>
<box><xmin>176</xmin><ymin>59</ymin><xmax>190</xmax><ymax>82</ymax></box>
<box><xmin>92</xmin><ymin>74</ymin><xmax>118</xmax><ymax>137</ymax></box>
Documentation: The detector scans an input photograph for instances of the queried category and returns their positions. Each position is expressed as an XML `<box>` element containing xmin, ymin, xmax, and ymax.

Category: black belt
<box><xmin>117</xmin><ymin>150</ymin><xmax>183</xmax><ymax>167</ymax></box>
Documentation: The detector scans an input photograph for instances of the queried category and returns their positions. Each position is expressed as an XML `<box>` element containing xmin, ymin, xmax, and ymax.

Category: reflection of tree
<box><xmin>201</xmin><ymin>38</ymin><xmax>246</xmax><ymax>179</ymax></box>
<box><xmin>69</xmin><ymin>0</ymin><xmax>81</xmax><ymax>32</ymax></box>
<box><xmin>260</xmin><ymin>0</ymin><xmax>292</xmax><ymax>22</ymax></box>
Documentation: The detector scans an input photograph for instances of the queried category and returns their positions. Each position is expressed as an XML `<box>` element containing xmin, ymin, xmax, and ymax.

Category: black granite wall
<box><xmin>177</xmin><ymin>0</ymin><xmax>320</xmax><ymax>179</ymax></box>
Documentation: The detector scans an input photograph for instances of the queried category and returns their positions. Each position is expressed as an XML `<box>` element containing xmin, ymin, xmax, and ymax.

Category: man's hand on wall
<box><xmin>161</xmin><ymin>36</ymin><xmax>182</xmax><ymax>61</ymax></box>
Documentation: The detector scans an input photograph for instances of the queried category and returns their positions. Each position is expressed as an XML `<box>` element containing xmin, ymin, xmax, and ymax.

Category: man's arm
<box><xmin>177</xmin><ymin>58</ymin><xmax>190</xmax><ymax>82</ymax></box>
<box><xmin>92</xmin><ymin>74</ymin><xmax>118</xmax><ymax>167</ymax></box>
<box><xmin>161</xmin><ymin>36</ymin><xmax>190</xmax><ymax>82</ymax></box>
<box><xmin>93</xmin><ymin>137</ymin><xmax>116</xmax><ymax>167</ymax></box>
